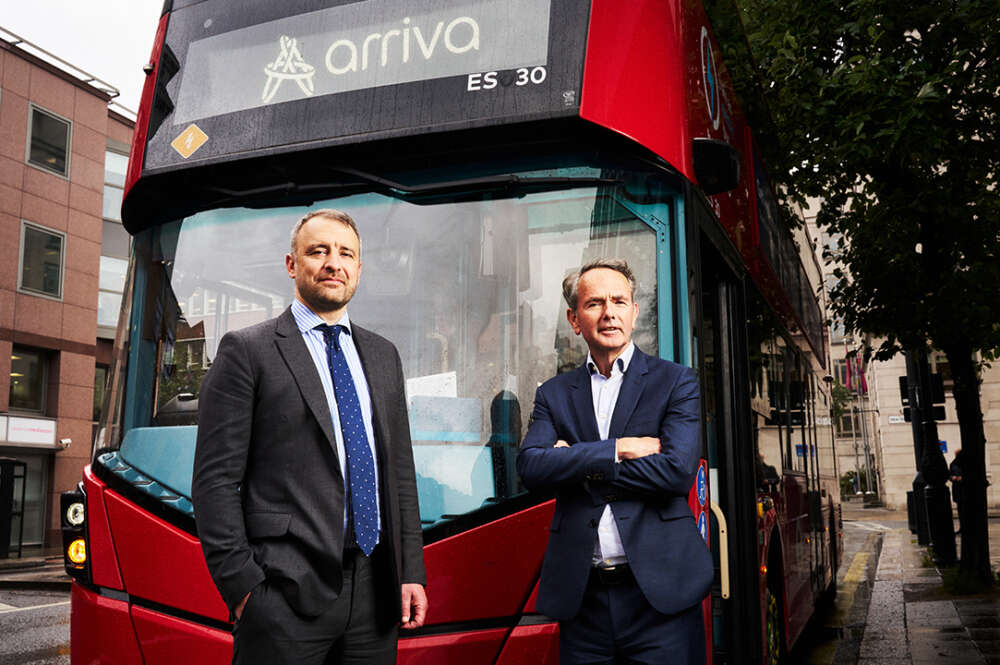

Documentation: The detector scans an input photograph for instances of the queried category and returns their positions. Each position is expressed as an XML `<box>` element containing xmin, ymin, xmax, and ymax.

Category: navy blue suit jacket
<box><xmin>516</xmin><ymin>348</ymin><xmax>713</xmax><ymax>620</ymax></box>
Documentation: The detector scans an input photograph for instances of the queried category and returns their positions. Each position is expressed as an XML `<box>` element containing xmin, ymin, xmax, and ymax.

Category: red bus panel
<box><xmin>103</xmin><ymin>491</ymin><xmax>229</xmax><ymax>622</ymax></box>
<box><xmin>131</xmin><ymin>606</ymin><xmax>232</xmax><ymax>665</ymax></box>
<box><xmin>494</xmin><ymin>624</ymin><xmax>560</xmax><ymax>665</ymax></box>
<box><xmin>421</xmin><ymin>501</ymin><xmax>553</xmax><ymax>625</ymax></box>
<box><xmin>82</xmin><ymin>467</ymin><xmax>124</xmax><ymax>591</ymax></box>
<box><xmin>70</xmin><ymin>584</ymin><xmax>143</xmax><ymax>665</ymax></box>
<box><xmin>397</xmin><ymin>629</ymin><xmax>508</xmax><ymax>665</ymax></box>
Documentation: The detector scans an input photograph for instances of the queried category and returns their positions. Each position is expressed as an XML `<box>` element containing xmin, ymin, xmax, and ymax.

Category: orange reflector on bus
<box><xmin>68</xmin><ymin>539</ymin><xmax>87</xmax><ymax>565</ymax></box>
<box><xmin>760</xmin><ymin>564</ymin><xmax>767</xmax><ymax>576</ymax></box>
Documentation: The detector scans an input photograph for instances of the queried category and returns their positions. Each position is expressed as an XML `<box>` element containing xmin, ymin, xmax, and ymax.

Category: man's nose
<box><xmin>322</xmin><ymin>253</ymin><xmax>343</xmax><ymax>272</ymax></box>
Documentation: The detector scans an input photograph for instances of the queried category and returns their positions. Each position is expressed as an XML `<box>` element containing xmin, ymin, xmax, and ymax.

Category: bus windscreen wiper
<box><xmin>325</xmin><ymin>167</ymin><xmax>623</xmax><ymax>202</ymax></box>
<box><xmin>211</xmin><ymin>168</ymin><xmax>623</xmax><ymax>207</ymax></box>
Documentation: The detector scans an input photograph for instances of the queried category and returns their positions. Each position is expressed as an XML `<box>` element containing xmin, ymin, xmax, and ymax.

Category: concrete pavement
<box><xmin>833</xmin><ymin>500</ymin><xmax>1000</xmax><ymax>664</ymax></box>
<box><xmin>0</xmin><ymin>555</ymin><xmax>70</xmax><ymax>590</ymax></box>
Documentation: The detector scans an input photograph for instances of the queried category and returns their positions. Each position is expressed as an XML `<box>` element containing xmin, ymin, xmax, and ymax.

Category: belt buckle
<box><xmin>592</xmin><ymin>563</ymin><xmax>629</xmax><ymax>586</ymax></box>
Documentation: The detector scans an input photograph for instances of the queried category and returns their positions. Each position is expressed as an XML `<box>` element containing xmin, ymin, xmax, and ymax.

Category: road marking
<box><xmin>833</xmin><ymin>545</ymin><xmax>874</xmax><ymax>622</ymax></box>
<box><xmin>0</xmin><ymin>602</ymin><xmax>15</xmax><ymax>610</ymax></box>
<box><xmin>849</xmin><ymin>521</ymin><xmax>891</xmax><ymax>532</ymax></box>
<box><xmin>0</xmin><ymin>600</ymin><xmax>70</xmax><ymax>614</ymax></box>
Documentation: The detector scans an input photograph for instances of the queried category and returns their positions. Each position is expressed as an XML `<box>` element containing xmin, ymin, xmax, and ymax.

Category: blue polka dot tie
<box><xmin>320</xmin><ymin>324</ymin><xmax>378</xmax><ymax>556</ymax></box>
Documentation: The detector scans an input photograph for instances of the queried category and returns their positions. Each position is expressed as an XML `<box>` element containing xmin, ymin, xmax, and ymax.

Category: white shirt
<box><xmin>588</xmin><ymin>342</ymin><xmax>635</xmax><ymax>567</ymax></box>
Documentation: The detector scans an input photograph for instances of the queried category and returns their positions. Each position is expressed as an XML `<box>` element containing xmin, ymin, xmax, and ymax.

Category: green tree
<box><xmin>731</xmin><ymin>0</ymin><xmax>1000</xmax><ymax>588</ymax></box>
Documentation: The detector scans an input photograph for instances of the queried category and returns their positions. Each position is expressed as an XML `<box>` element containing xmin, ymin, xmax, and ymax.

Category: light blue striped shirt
<box><xmin>290</xmin><ymin>299</ymin><xmax>380</xmax><ymax>540</ymax></box>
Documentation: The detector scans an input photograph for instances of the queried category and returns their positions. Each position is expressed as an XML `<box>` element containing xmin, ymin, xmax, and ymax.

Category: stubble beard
<box><xmin>298</xmin><ymin>278</ymin><xmax>356</xmax><ymax>315</ymax></box>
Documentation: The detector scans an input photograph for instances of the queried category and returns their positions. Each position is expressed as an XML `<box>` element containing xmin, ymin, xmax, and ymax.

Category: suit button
<box><xmin>589</xmin><ymin>519</ymin><xmax>598</xmax><ymax>528</ymax></box>
<box><xmin>594</xmin><ymin>473</ymin><xmax>605</xmax><ymax>481</ymax></box>
<box><xmin>604</xmin><ymin>494</ymin><xmax>617</xmax><ymax>502</ymax></box>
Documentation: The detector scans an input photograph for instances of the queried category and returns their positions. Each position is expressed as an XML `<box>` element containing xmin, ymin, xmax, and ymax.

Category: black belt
<box><xmin>589</xmin><ymin>563</ymin><xmax>634</xmax><ymax>587</ymax></box>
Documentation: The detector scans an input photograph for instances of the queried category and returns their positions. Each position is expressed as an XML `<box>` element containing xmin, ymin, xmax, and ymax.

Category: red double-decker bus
<box><xmin>61</xmin><ymin>1</ymin><xmax>841</xmax><ymax>663</ymax></box>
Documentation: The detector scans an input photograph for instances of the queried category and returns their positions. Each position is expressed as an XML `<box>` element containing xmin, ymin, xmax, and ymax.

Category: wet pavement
<box><xmin>0</xmin><ymin>556</ymin><xmax>70</xmax><ymax>591</ymax></box>
<box><xmin>798</xmin><ymin>499</ymin><xmax>1000</xmax><ymax>664</ymax></box>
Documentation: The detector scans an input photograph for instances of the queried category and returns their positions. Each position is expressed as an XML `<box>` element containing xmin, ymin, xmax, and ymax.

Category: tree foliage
<box><xmin>728</xmin><ymin>0</ymin><xmax>1000</xmax><ymax>587</ymax></box>
<box><xmin>731</xmin><ymin>0</ymin><xmax>999</xmax><ymax>360</ymax></box>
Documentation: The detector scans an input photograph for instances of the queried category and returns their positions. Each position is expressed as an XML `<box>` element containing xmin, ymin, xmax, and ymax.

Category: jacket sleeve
<box><xmin>191</xmin><ymin>331</ymin><xmax>265</xmax><ymax>611</ymax></box>
<box><xmin>611</xmin><ymin>366</ymin><xmax>701</xmax><ymax>497</ymax></box>
<box><xmin>516</xmin><ymin>384</ymin><xmax>617</xmax><ymax>490</ymax></box>
<box><xmin>390</xmin><ymin>347</ymin><xmax>427</xmax><ymax>586</ymax></box>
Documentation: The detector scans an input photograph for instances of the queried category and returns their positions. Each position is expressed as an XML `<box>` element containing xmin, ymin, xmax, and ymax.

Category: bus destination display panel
<box><xmin>145</xmin><ymin>0</ymin><xmax>589</xmax><ymax>171</ymax></box>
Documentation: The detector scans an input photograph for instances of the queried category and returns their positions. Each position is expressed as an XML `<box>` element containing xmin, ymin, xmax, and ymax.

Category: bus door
<box><xmin>688</xmin><ymin>199</ymin><xmax>762</xmax><ymax>665</ymax></box>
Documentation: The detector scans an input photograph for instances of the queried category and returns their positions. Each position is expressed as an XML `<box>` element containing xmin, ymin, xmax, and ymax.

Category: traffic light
<box><xmin>899</xmin><ymin>373</ymin><xmax>947</xmax><ymax>421</ymax></box>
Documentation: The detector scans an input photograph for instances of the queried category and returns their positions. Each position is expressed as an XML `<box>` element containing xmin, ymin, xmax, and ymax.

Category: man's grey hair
<box><xmin>289</xmin><ymin>208</ymin><xmax>361</xmax><ymax>255</ymax></box>
<box><xmin>562</xmin><ymin>258</ymin><xmax>637</xmax><ymax>310</ymax></box>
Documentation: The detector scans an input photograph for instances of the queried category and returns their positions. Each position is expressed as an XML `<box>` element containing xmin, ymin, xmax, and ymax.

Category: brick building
<box><xmin>0</xmin><ymin>30</ymin><xmax>132</xmax><ymax>552</ymax></box>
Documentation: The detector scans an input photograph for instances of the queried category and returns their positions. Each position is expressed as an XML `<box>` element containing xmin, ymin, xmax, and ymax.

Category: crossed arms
<box><xmin>516</xmin><ymin>367</ymin><xmax>701</xmax><ymax>498</ymax></box>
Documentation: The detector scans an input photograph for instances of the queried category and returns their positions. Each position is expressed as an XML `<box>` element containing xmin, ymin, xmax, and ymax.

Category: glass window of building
<box><xmin>931</xmin><ymin>352</ymin><xmax>954</xmax><ymax>390</ymax></box>
<box><xmin>93</xmin><ymin>364</ymin><xmax>109</xmax><ymax>422</ymax></box>
<box><xmin>830</xmin><ymin>316</ymin><xmax>847</xmax><ymax>343</ymax></box>
<box><xmin>98</xmin><ymin>256</ymin><xmax>129</xmax><ymax>328</ymax></box>
<box><xmin>99</xmin><ymin>150</ymin><xmax>132</xmax><ymax>333</ymax></box>
<box><xmin>835</xmin><ymin>409</ymin><xmax>861</xmax><ymax>439</ymax></box>
<box><xmin>103</xmin><ymin>151</ymin><xmax>128</xmax><ymax>222</ymax></box>
<box><xmin>9</xmin><ymin>347</ymin><xmax>47</xmax><ymax>413</ymax></box>
<box><xmin>27</xmin><ymin>105</ymin><xmax>71</xmax><ymax>177</ymax></box>
<box><xmin>19</xmin><ymin>222</ymin><xmax>65</xmax><ymax>299</ymax></box>
<box><xmin>833</xmin><ymin>358</ymin><xmax>848</xmax><ymax>386</ymax></box>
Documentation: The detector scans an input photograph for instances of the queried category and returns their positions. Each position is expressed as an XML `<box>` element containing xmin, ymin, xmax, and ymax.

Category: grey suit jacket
<box><xmin>192</xmin><ymin>307</ymin><xmax>425</xmax><ymax>619</ymax></box>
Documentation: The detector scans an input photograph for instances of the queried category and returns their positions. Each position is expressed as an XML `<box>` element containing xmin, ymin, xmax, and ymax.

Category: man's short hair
<box><xmin>562</xmin><ymin>258</ymin><xmax>637</xmax><ymax>310</ymax></box>
<box><xmin>289</xmin><ymin>208</ymin><xmax>360</xmax><ymax>255</ymax></box>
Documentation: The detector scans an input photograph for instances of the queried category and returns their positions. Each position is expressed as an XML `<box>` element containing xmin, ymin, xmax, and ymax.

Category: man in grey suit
<box><xmin>192</xmin><ymin>209</ymin><xmax>427</xmax><ymax>665</ymax></box>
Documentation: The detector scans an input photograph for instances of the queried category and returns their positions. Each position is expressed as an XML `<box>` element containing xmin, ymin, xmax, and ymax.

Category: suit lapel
<box><xmin>570</xmin><ymin>364</ymin><xmax>601</xmax><ymax>443</ymax></box>
<box><xmin>273</xmin><ymin>308</ymin><xmax>339</xmax><ymax>453</ymax></box>
<box><xmin>350</xmin><ymin>325</ymin><xmax>392</xmax><ymax>463</ymax></box>
<box><xmin>608</xmin><ymin>349</ymin><xmax>649</xmax><ymax>438</ymax></box>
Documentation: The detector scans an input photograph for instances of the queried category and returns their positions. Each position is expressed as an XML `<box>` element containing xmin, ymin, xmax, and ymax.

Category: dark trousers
<box><xmin>233</xmin><ymin>549</ymin><xmax>397</xmax><ymax>665</ymax></box>
<box><xmin>559</xmin><ymin>566</ymin><xmax>706</xmax><ymax>665</ymax></box>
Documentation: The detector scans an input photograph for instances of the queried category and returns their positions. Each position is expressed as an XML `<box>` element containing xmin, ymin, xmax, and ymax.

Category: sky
<box><xmin>2</xmin><ymin>0</ymin><xmax>164</xmax><ymax>113</ymax></box>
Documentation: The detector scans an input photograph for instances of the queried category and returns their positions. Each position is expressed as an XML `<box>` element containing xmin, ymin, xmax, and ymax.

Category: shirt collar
<box><xmin>290</xmin><ymin>299</ymin><xmax>352</xmax><ymax>335</ymax></box>
<box><xmin>587</xmin><ymin>342</ymin><xmax>635</xmax><ymax>377</ymax></box>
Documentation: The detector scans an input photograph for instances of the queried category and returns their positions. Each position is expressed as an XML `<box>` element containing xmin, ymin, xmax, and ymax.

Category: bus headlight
<box><xmin>66</xmin><ymin>502</ymin><xmax>85</xmax><ymax>527</ymax></box>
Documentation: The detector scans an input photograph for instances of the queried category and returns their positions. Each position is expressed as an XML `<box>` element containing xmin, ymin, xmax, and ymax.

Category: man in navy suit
<box><xmin>517</xmin><ymin>258</ymin><xmax>712</xmax><ymax>665</ymax></box>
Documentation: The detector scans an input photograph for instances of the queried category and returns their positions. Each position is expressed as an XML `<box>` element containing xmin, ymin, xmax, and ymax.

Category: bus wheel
<box><xmin>765</xmin><ymin>584</ymin><xmax>785</xmax><ymax>665</ymax></box>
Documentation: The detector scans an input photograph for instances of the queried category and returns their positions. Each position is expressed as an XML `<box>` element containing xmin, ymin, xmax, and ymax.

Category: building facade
<box><xmin>804</xmin><ymin>201</ymin><xmax>1000</xmax><ymax>511</ymax></box>
<box><xmin>1</xmin><ymin>31</ymin><xmax>131</xmax><ymax>552</ymax></box>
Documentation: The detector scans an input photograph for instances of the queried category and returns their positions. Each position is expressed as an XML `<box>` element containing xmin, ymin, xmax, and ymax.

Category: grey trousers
<box><xmin>232</xmin><ymin>550</ymin><xmax>397</xmax><ymax>665</ymax></box>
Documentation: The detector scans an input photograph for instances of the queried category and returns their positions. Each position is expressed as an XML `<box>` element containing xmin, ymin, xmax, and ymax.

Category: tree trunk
<box><xmin>945</xmin><ymin>345</ymin><xmax>992</xmax><ymax>589</ymax></box>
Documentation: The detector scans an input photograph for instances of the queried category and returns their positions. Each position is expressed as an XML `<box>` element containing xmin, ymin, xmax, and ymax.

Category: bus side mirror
<box><xmin>692</xmin><ymin>138</ymin><xmax>741</xmax><ymax>195</ymax></box>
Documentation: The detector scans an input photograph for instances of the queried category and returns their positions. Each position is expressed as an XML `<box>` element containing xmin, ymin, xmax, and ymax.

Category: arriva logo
<box><xmin>262</xmin><ymin>36</ymin><xmax>316</xmax><ymax>103</ymax></box>
<box><xmin>324</xmin><ymin>16</ymin><xmax>480</xmax><ymax>75</ymax></box>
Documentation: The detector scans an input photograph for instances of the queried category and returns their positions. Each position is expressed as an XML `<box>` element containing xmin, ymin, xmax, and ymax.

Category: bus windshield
<box><xmin>100</xmin><ymin>165</ymin><xmax>672</xmax><ymax>529</ymax></box>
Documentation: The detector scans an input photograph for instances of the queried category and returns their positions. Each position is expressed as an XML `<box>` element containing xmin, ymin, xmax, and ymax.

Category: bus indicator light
<box><xmin>760</xmin><ymin>564</ymin><xmax>768</xmax><ymax>577</ymax></box>
<box><xmin>68</xmin><ymin>539</ymin><xmax>87</xmax><ymax>565</ymax></box>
